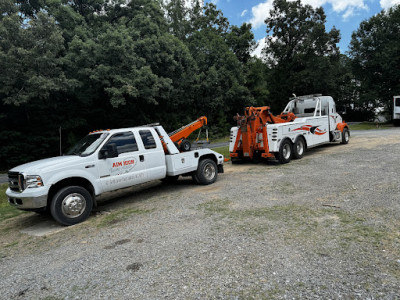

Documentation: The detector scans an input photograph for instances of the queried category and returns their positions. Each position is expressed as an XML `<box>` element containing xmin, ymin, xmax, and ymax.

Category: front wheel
<box><xmin>50</xmin><ymin>186</ymin><xmax>93</xmax><ymax>226</ymax></box>
<box><xmin>195</xmin><ymin>159</ymin><xmax>218</xmax><ymax>185</ymax></box>
<box><xmin>341</xmin><ymin>128</ymin><xmax>350</xmax><ymax>144</ymax></box>
<box><xmin>275</xmin><ymin>139</ymin><xmax>292</xmax><ymax>164</ymax></box>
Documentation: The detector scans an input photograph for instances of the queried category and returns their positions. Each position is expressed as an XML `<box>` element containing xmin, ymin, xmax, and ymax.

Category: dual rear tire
<box><xmin>275</xmin><ymin>137</ymin><xmax>306</xmax><ymax>164</ymax></box>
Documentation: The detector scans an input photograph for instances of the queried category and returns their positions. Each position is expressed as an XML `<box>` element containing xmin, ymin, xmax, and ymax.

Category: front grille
<box><xmin>8</xmin><ymin>172</ymin><xmax>23</xmax><ymax>192</ymax></box>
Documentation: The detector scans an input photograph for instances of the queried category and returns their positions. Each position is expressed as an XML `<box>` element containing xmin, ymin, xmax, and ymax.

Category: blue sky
<box><xmin>204</xmin><ymin>0</ymin><xmax>400</xmax><ymax>55</ymax></box>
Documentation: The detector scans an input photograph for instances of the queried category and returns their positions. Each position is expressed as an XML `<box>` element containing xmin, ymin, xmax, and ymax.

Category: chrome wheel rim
<box><xmin>203</xmin><ymin>163</ymin><xmax>216</xmax><ymax>181</ymax></box>
<box><xmin>283</xmin><ymin>144</ymin><xmax>291</xmax><ymax>160</ymax></box>
<box><xmin>61</xmin><ymin>193</ymin><xmax>86</xmax><ymax>219</ymax></box>
<box><xmin>296</xmin><ymin>141</ymin><xmax>304</xmax><ymax>156</ymax></box>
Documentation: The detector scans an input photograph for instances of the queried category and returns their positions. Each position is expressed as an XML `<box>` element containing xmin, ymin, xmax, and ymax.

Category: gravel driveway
<box><xmin>1</xmin><ymin>129</ymin><xmax>399</xmax><ymax>299</ymax></box>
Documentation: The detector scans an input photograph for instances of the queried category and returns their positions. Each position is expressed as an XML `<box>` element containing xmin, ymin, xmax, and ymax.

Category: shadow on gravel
<box><xmin>231</xmin><ymin>142</ymin><xmax>342</xmax><ymax>166</ymax></box>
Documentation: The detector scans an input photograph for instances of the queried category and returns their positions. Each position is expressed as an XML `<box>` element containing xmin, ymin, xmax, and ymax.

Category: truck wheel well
<box><xmin>199</xmin><ymin>153</ymin><xmax>219</xmax><ymax>164</ymax></box>
<box><xmin>47</xmin><ymin>177</ymin><xmax>95</xmax><ymax>207</ymax></box>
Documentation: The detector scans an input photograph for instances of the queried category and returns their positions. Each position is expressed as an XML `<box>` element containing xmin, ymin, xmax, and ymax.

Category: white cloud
<box><xmin>380</xmin><ymin>0</ymin><xmax>400</xmax><ymax>9</ymax></box>
<box><xmin>251</xmin><ymin>38</ymin><xmax>268</xmax><ymax>58</ymax></box>
<box><xmin>342</xmin><ymin>7</ymin><xmax>356</xmax><ymax>20</ymax></box>
<box><xmin>249</xmin><ymin>0</ymin><xmax>274</xmax><ymax>29</ymax></box>
<box><xmin>249</xmin><ymin>0</ymin><xmax>368</xmax><ymax>28</ymax></box>
<box><xmin>240</xmin><ymin>9</ymin><xmax>248</xmax><ymax>17</ymax></box>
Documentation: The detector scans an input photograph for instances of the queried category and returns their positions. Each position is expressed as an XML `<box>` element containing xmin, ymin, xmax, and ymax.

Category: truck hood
<box><xmin>9</xmin><ymin>156</ymin><xmax>86</xmax><ymax>174</ymax></box>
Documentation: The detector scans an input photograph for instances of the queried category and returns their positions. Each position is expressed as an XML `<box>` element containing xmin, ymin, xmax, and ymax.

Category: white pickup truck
<box><xmin>6</xmin><ymin>125</ymin><xmax>224</xmax><ymax>225</ymax></box>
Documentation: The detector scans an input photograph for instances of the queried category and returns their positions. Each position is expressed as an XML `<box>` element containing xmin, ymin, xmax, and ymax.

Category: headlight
<box><xmin>25</xmin><ymin>175</ymin><xmax>44</xmax><ymax>189</ymax></box>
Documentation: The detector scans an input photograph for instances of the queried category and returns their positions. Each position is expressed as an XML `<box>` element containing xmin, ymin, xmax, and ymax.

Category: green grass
<box><xmin>0</xmin><ymin>183</ymin><xmax>27</xmax><ymax>221</ymax></box>
<box><xmin>197</xmin><ymin>199</ymin><xmax>400</xmax><ymax>253</ymax></box>
<box><xmin>96</xmin><ymin>207</ymin><xmax>155</xmax><ymax>228</ymax></box>
<box><xmin>212</xmin><ymin>146</ymin><xmax>230</xmax><ymax>159</ymax></box>
<box><xmin>210</xmin><ymin>135</ymin><xmax>230</xmax><ymax>143</ymax></box>
<box><xmin>349</xmin><ymin>122</ymin><xmax>393</xmax><ymax>130</ymax></box>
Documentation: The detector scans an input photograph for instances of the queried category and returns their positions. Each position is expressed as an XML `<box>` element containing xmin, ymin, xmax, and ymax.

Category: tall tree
<box><xmin>263</xmin><ymin>0</ymin><xmax>340</xmax><ymax>111</ymax></box>
<box><xmin>349</xmin><ymin>5</ymin><xmax>400</xmax><ymax>113</ymax></box>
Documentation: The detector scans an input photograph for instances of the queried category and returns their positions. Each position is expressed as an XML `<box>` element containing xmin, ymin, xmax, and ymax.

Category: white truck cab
<box><xmin>393</xmin><ymin>95</ymin><xmax>400</xmax><ymax>126</ymax></box>
<box><xmin>6</xmin><ymin>125</ymin><xmax>224</xmax><ymax>225</ymax></box>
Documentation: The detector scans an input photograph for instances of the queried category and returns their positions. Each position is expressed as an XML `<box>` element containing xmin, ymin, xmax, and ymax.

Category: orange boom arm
<box><xmin>169</xmin><ymin>116</ymin><xmax>207</xmax><ymax>144</ymax></box>
<box><xmin>230</xmin><ymin>106</ymin><xmax>295</xmax><ymax>160</ymax></box>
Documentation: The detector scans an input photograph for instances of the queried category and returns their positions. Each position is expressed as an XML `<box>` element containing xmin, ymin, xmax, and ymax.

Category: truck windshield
<box><xmin>67</xmin><ymin>133</ymin><xmax>109</xmax><ymax>156</ymax></box>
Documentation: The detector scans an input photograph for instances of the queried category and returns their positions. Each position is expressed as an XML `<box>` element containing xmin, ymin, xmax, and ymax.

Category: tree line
<box><xmin>0</xmin><ymin>0</ymin><xmax>399</xmax><ymax>169</ymax></box>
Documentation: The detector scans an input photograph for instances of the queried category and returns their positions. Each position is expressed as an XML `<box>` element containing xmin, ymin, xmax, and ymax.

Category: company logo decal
<box><xmin>111</xmin><ymin>159</ymin><xmax>136</xmax><ymax>175</ymax></box>
<box><xmin>293</xmin><ymin>125</ymin><xmax>327</xmax><ymax>135</ymax></box>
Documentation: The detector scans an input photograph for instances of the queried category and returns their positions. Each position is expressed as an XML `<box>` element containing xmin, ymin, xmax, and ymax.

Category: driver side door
<box><xmin>97</xmin><ymin>131</ymin><xmax>148</xmax><ymax>193</ymax></box>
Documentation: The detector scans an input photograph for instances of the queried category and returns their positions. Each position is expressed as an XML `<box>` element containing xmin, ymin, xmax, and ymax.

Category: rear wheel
<box><xmin>292</xmin><ymin>137</ymin><xmax>306</xmax><ymax>159</ymax></box>
<box><xmin>341</xmin><ymin>128</ymin><xmax>349</xmax><ymax>144</ymax></box>
<box><xmin>275</xmin><ymin>139</ymin><xmax>292</xmax><ymax>164</ymax></box>
<box><xmin>195</xmin><ymin>159</ymin><xmax>218</xmax><ymax>185</ymax></box>
<box><xmin>50</xmin><ymin>186</ymin><xmax>93</xmax><ymax>226</ymax></box>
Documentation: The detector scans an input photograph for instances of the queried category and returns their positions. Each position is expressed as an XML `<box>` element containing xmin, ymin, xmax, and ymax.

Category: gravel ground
<box><xmin>1</xmin><ymin>129</ymin><xmax>400</xmax><ymax>299</ymax></box>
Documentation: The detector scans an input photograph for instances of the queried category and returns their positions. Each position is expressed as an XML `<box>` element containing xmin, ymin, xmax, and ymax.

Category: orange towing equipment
<box><xmin>167</xmin><ymin>116</ymin><xmax>208</xmax><ymax>152</ymax></box>
<box><xmin>230</xmin><ymin>106</ymin><xmax>295</xmax><ymax>160</ymax></box>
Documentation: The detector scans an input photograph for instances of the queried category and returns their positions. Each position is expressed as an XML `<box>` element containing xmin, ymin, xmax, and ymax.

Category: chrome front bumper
<box><xmin>6</xmin><ymin>189</ymin><xmax>48</xmax><ymax>209</ymax></box>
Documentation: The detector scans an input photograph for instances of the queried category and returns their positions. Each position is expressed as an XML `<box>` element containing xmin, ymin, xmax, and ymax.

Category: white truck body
<box><xmin>6</xmin><ymin>125</ymin><xmax>224</xmax><ymax>225</ymax></box>
<box><xmin>393</xmin><ymin>96</ymin><xmax>400</xmax><ymax>124</ymax></box>
<box><xmin>230</xmin><ymin>95</ymin><xmax>349</xmax><ymax>161</ymax></box>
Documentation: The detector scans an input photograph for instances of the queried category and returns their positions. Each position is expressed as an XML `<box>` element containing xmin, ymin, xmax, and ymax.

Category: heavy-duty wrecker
<box><xmin>230</xmin><ymin>95</ymin><xmax>349</xmax><ymax>164</ymax></box>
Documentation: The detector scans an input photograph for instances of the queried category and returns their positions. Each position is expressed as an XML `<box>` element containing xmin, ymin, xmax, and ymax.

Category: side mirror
<box><xmin>99</xmin><ymin>144</ymin><xmax>118</xmax><ymax>159</ymax></box>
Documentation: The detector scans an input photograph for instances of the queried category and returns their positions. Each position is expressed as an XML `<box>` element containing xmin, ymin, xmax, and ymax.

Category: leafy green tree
<box><xmin>263</xmin><ymin>0</ymin><xmax>340</xmax><ymax>111</ymax></box>
<box><xmin>226</xmin><ymin>23</ymin><xmax>256</xmax><ymax>65</ymax></box>
<box><xmin>349</xmin><ymin>5</ymin><xmax>400</xmax><ymax>113</ymax></box>
<box><xmin>245</xmin><ymin>57</ymin><xmax>270</xmax><ymax>106</ymax></box>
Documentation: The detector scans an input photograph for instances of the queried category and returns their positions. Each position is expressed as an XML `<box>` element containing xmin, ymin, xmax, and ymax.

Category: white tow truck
<box><xmin>393</xmin><ymin>95</ymin><xmax>400</xmax><ymax>126</ymax></box>
<box><xmin>230</xmin><ymin>95</ymin><xmax>350</xmax><ymax>163</ymax></box>
<box><xmin>6</xmin><ymin>124</ymin><xmax>224</xmax><ymax>225</ymax></box>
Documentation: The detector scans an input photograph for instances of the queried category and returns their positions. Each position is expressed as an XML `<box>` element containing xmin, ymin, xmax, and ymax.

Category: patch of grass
<box><xmin>96</xmin><ymin>207</ymin><xmax>155</xmax><ymax>228</ymax></box>
<box><xmin>0</xmin><ymin>183</ymin><xmax>27</xmax><ymax>221</ymax></box>
<box><xmin>4</xmin><ymin>241</ymin><xmax>19</xmax><ymax>248</ymax></box>
<box><xmin>349</xmin><ymin>122</ymin><xmax>393</xmax><ymax>130</ymax></box>
<box><xmin>197</xmin><ymin>199</ymin><xmax>400</xmax><ymax>255</ymax></box>
<box><xmin>211</xmin><ymin>146</ymin><xmax>230</xmax><ymax>159</ymax></box>
<box><xmin>211</xmin><ymin>136</ymin><xmax>230</xmax><ymax>143</ymax></box>
<box><xmin>198</xmin><ymin>199</ymin><xmax>319</xmax><ymax>223</ymax></box>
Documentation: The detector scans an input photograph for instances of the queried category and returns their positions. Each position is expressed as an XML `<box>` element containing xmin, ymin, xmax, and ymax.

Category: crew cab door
<box><xmin>97</xmin><ymin>131</ymin><xmax>148</xmax><ymax>193</ymax></box>
<box><xmin>137</xmin><ymin>129</ymin><xmax>166</xmax><ymax>181</ymax></box>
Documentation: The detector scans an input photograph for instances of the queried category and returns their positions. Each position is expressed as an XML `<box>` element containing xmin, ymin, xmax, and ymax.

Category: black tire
<box><xmin>192</xmin><ymin>173</ymin><xmax>200</xmax><ymax>184</ymax></box>
<box><xmin>341</xmin><ymin>128</ymin><xmax>350</xmax><ymax>144</ymax></box>
<box><xmin>292</xmin><ymin>136</ymin><xmax>306</xmax><ymax>159</ymax></box>
<box><xmin>180</xmin><ymin>139</ymin><xmax>191</xmax><ymax>152</ymax></box>
<box><xmin>161</xmin><ymin>175</ymin><xmax>180</xmax><ymax>183</ymax></box>
<box><xmin>195</xmin><ymin>159</ymin><xmax>218</xmax><ymax>185</ymax></box>
<box><xmin>50</xmin><ymin>186</ymin><xmax>93</xmax><ymax>226</ymax></box>
<box><xmin>275</xmin><ymin>139</ymin><xmax>292</xmax><ymax>164</ymax></box>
